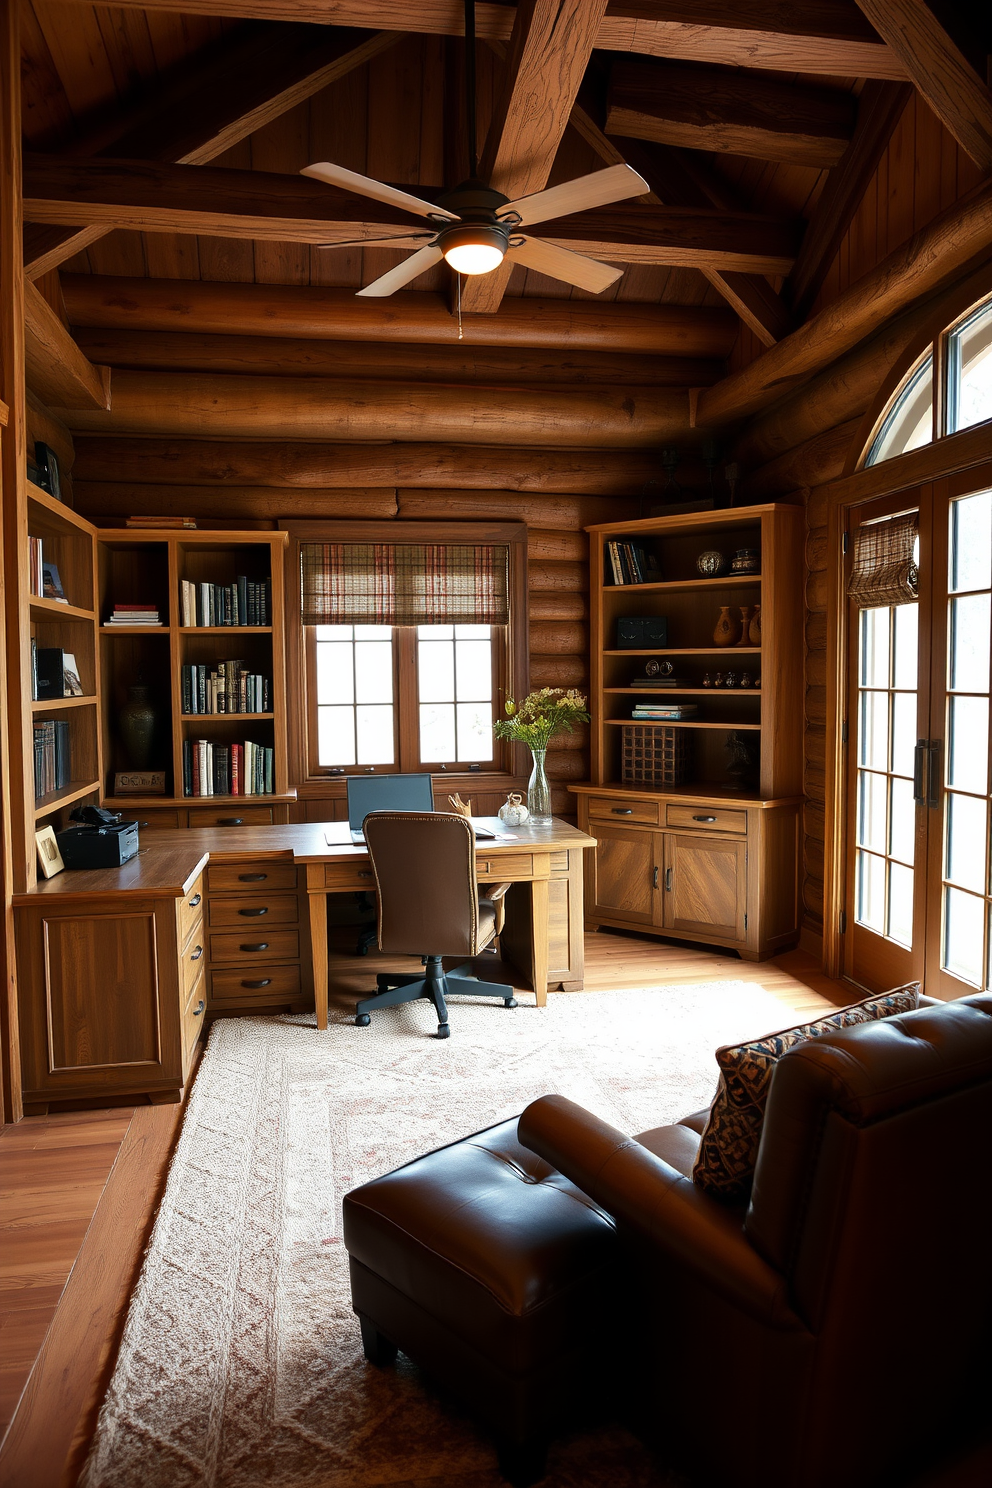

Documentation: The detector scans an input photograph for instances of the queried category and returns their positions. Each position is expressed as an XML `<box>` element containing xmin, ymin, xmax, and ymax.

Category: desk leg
<box><xmin>529</xmin><ymin>878</ymin><xmax>549</xmax><ymax>1009</ymax></box>
<box><xmin>307</xmin><ymin>869</ymin><xmax>328</xmax><ymax>1031</ymax></box>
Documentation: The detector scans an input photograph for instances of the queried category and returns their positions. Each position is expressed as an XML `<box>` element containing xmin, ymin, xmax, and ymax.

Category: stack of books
<box><xmin>33</xmin><ymin>719</ymin><xmax>71</xmax><ymax>799</ymax></box>
<box><xmin>106</xmin><ymin>603</ymin><xmax>163</xmax><ymax>626</ymax></box>
<box><xmin>179</xmin><ymin>577</ymin><xmax>271</xmax><ymax>627</ymax></box>
<box><xmin>631</xmin><ymin>672</ymin><xmax>685</xmax><ymax>689</ymax></box>
<box><xmin>125</xmin><ymin>516</ymin><xmax>197</xmax><ymax>529</ymax></box>
<box><xmin>182</xmin><ymin>662</ymin><xmax>270</xmax><ymax>715</ymax></box>
<box><xmin>631</xmin><ymin>702</ymin><xmax>699</xmax><ymax>721</ymax></box>
<box><xmin>182</xmin><ymin>738</ymin><xmax>274</xmax><ymax>797</ymax></box>
<box><xmin>605</xmin><ymin>540</ymin><xmax>659</xmax><ymax>585</ymax></box>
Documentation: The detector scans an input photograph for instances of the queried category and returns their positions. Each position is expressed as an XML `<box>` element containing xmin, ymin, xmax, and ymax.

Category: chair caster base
<box><xmin>359</xmin><ymin>1315</ymin><xmax>398</xmax><ymax>1367</ymax></box>
<box><xmin>504</xmin><ymin>997</ymin><xmax>518</xmax><ymax>1008</ymax></box>
<box><xmin>355</xmin><ymin>1013</ymin><xmax>371</xmax><ymax>1027</ymax></box>
<box><xmin>496</xmin><ymin>1438</ymin><xmax>547</xmax><ymax>1487</ymax></box>
<box><xmin>434</xmin><ymin>1022</ymin><xmax>450</xmax><ymax>1039</ymax></box>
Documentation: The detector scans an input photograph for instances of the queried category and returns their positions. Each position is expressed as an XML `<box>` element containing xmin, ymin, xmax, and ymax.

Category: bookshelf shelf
<box><xmin>33</xmin><ymin>779</ymin><xmax>102</xmax><ymax>819</ymax></box>
<box><xmin>30</xmin><ymin>598</ymin><xmax>95</xmax><ymax>622</ymax></box>
<box><xmin>604</xmin><ymin>688</ymin><xmax>760</xmax><ymax>696</ymax></box>
<box><xmin>178</xmin><ymin>626</ymin><xmax>273</xmax><ymax>635</ymax></box>
<box><xmin>31</xmin><ymin>695</ymin><xmax>97</xmax><ymax>711</ymax></box>
<box><xmin>26</xmin><ymin>481</ymin><xmax>92</xmax><ymax>534</ymax></box>
<box><xmin>604</xmin><ymin>719</ymin><xmax>762</xmax><ymax>731</ymax></box>
<box><xmin>100</xmin><ymin>624</ymin><xmax>169</xmax><ymax>634</ymax></box>
<box><xmin>181</xmin><ymin>713</ymin><xmax>274</xmax><ymax>721</ymax></box>
<box><xmin>604</xmin><ymin>574</ymin><xmax>762</xmax><ymax>595</ymax></box>
<box><xmin>603</xmin><ymin>647</ymin><xmax>762</xmax><ymax>657</ymax></box>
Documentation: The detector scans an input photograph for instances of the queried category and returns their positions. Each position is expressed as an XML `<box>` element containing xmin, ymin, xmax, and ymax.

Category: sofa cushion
<box><xmin>692</xmin><ymin>983</ymin><xmax>921</xmax><ymax>1200</ymax></box>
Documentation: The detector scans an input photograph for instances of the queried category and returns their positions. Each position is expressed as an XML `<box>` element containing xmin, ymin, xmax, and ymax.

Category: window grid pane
<box><xmin>314</xmin><ymin>626</ymin><xmax>396</xmax><ymax>767</ymax></box>
<box><xmin>416</xmin><ymin>626</ymin><xmax>495</xmax><ymax>765</ymax></box>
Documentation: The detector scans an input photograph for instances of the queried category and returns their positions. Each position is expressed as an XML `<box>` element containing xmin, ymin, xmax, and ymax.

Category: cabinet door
<box><xmin>662</xmin><ymin>833</ymin><xmax>747</xmax><ymax>943</ymax></box>
<box><xmin>590</xmin><ymin>825</ymin><xmax>660</xmax><ymax>926</ymax></box>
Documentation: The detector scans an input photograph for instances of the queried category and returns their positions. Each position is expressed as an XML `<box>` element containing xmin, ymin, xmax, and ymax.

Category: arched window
<box><xmin>865</xmin><ymin>293</ymin><xmax>992</xmax><ymax>467</ymax></box>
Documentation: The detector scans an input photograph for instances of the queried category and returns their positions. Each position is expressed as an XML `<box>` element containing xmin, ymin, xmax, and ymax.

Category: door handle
<box><xmin>241</xmin><ymin>942</ymin><xmax>269</xmax><ymax>952</ymax></box>
<box><xmin>613</xmin><ymin>807</ymin><xmax>633</xmax><ymax>814</ymax></box>
<box><xmin>693</xmin><ymin>815</ymin><xmax>717</xmax><ymax>822</ymax></box>
<box><xmin>653</xmin><ymin>866</ymin><xmax>659</xmax><ymax>889</ymax></box>
<box><xmin>192</xmin><ymin>999</ymin><xmax>205</xmax><ymax>1017</ymax></box>
<box><xmin>188</xmin><ymin>893</ymin><xmax>201</xmax><ymax>908</ymax></box>
<box><xmin>927</xmin><ymin>739</ymin><xmax>941</xmax><ymax>808</ymax></box>
<box><xmin>238</xmin><ymin>906</ymin><xmax>268</xmax><ymax>916</ymax></box>
<box><xmin>913</xmin><ymin>740</ymin><xmax>927</xmax><ymax>804</ymax></box>
<box><xmin>665</xmin><ymin>867</ymin><xmax>672</xmax><ymax>891</ymax></box>
<box><xmin>190</xmin><ymin>945</ymin><xmax>203</xmax><ymax>961</ymax></box>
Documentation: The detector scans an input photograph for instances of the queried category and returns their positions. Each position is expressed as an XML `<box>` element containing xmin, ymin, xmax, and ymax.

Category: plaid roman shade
<box><xmin>847</xmin><ymin>511</ymin><xmax>919</xmax><ymax>608</ymax></box>
<box><xmin>301</xmin><ymin>543</ymin><xmax>509</xmax><ymax>626</ymax></box>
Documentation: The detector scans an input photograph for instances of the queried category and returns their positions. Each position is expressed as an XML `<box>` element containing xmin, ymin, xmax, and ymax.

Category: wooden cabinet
<box><xmin>13</xmin><ymin>864</ymin><xmax>206</xmax><ymax>1112</ymax></box>
<box><xmin>202</xmin><ymin>853</ymin><xmax>311</xmax><ymax>1017</ymax></box>
<box><xmin>661</xmin><ymin>832</ymin><xmax>747</xmax><ymax>942</ymax></box>
<box><xmin>589</xmin><ymin>825</ymin><xmax>659</xmax><ymax>927</ymax></box>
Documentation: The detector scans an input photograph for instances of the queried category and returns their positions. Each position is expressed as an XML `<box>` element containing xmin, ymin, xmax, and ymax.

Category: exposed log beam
<box><xmin>461</xmin><ymin>0</ymin><xmax>608</xmax><ymax>313</ymax></box>
<box><xmin>741</xmin><ymin>419</ymin><xmax>861</xmax><ymax>499</ymax></box>
<box><xmin>22</xmin><ymin>279</ymin><xmax>111</xmax><ymax>411</ymax></box>
<box><xmin>25</xmin><ymin>156</ymin><xmax>799</xmax><ymax>274</ymax></box>
<box><xmin>787</xmin><ymin>80</ymin><xmax>913</xmax><ymax>320</ymax></box>
<box><xmin>62</xmin><ymin>275</ymin><xmax>737</xmax><ymax>356</ymax></box>
<box><xmin>49</xmin><ymin>1</ymin><xmax>908</xmax><ymax>80</ymax></box>
<box><xmin>72</xmin><ymin>438</ymin><xmax>673</xmax><ymax>495</ymax></box>
<box><xmin>60</xmin><ymin>369</ymin><xmax>692</xmax><ymax>448</ymax></box>
<box><xmin>22</xmin><ymin>24</ymin><xmax>400</xmax><ymax>280</ymax></box>
<box><xmin>606</xmin><ymin>57</ymin><xmax>857</xmax><ymax>168</ymax></box>
<box><xmin>854</xmin><ymin>0</ymin><xmax>992</xmax><ymax>171</ymax></box>
<box><xmin>72</xmin><ymin>328</ymin><xmax>723</xmax><ymax>387</ymax></box>
<box><xmin>696</xmin><ymin>179</ymin><xmax>992</xmax><ymax>428</ymax></box>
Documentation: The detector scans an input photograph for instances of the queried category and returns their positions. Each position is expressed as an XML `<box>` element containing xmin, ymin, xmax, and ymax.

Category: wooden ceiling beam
<box><xmin>25</xmin><ymin>156</ymin><xmax>800</xmax><ymax>274</ymax></box>
<box><xmin>61</xmin><ymin>275</ymin><xmax>737</xmax><ymax>356</ymax></box>
<box><xmin>23</xmin><ymin>279</ymin><xmax>110</xmax><ymax>410</ymax></box>
<box><xmin>787</xmin><ymin>80</ymin><xmax>913</xmax><ymax>321</ymax></box>
<box><xmin>460</xmin><ymin>0</ymin><xmax>608</xmax><ymax>313</ymax></box>
<box><xmin>23</xmin><ymin>23</ymin><xmax>400</xmax><ymax>280</ymax></box>
<box><xmin>48</xmin><ymin>1</ymin><xmax>908</xmax><ymax>80</ymax></box>
<box><xmin>853</xmin><ymin>0</ymin><xmax>992</xmax><ymax>171</ymax></box>
<box><xmin>607</xmin><ymin>56</ymin><xmax>856</xmax><ymax>168</ymax></box>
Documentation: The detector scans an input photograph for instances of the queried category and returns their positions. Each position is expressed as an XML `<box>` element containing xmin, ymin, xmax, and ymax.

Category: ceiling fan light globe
<box><xmin>438</xmin><ymin>223</ymin><xmax>507</xmax><ymax>276</ymax></box>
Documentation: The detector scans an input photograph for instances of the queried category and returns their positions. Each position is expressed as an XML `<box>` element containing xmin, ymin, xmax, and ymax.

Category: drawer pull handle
<box><xmin>238</xmin><ymin>906</ymin><xmax>269</xmax><ymax>916</ymax></box>
<box><xmin>665</xmin><ymin>868</ymin><xmax>673</xmax><ymax>892</ymax></box>
<box><xmin>242</xmin><ymin>978</ymin><xmax>272</xmax><ymax>989</ymax></box>
<box><xmin>652</xmin><ymin>866</ymin><xmax>659</xmax><ymax>889</ymax></box>
<box><xmin>693</xmin><ymin>815</ymin><xmax>717</xmax><ymax>823</ymax></box>
<box><xmin>188</xmin><ymin>893</ymin><xmax>201</xmax><ymax>908</ymax></box>
<box><xmin>192</xmin><ymin>999</ymin><xmax>205</xmax><ymax>1017</ymax></box>
<box><xmin>612</xmin><ymin>807</ymin><xmax>633</xmax><ymax>814</ymax></box>
<box><xmin>241</xmin><ymin>942</ymin><xmax>269</xmax><ymax>952</ymax></box>
<box><xmin>190</xmin><ymin>945</ymin><xmax>203</xmax><ymax>961</ymax></box>
<box><xmin>239</xmin><ymin>872</ymin><xmax>267</xmax><ymax>882</ymax></box>
<box><xmin>219</xmin><ymin>817</ymin><xmax>245</xmax><ymax>826</ymax></box>
<box><xmin>358</xmin><ymin>870</ymin><xmax>373</xmax><ymax>878</ymax></box>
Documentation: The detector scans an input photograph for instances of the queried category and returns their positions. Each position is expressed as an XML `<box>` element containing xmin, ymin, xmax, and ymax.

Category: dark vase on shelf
<box><xmin>119</xmin><ymin>685</ymin><xmax>158</xmax><ymax>769</ymax></box>
<box><xmin>713</xmin><ymin>606</ymin><xmax>742</xmax><ymax>646</ymax></box>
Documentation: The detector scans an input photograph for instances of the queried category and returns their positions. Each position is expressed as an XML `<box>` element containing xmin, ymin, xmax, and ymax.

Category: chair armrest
<box><xmin>483</xmin><ymin>881</ymin><xmax>512</xmax><ymax>902</ymax></box>
<box><xmin>518</xmin><ymin>1094</ymin><xmax>804</xmax><ymax>1332</ymax></box>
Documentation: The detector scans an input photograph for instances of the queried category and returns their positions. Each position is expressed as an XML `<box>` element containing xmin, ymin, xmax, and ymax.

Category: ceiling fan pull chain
<box><xmin>457</xmin><ymin>273</ymin><xmax>464</xmax><ymax>340</ymax></box>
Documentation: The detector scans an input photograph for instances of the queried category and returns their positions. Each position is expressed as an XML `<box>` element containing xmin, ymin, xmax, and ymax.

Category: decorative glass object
<box><xmin>713</xmin><ymin>606</ymin><xmax>741</xmax><ymax>646</ymax></box>
<box><xmin>697</xmin><ymin>549</ymin><xmax>726</xmax><ymax>577</ymax></box>
<box><xmin>526</xmin><ymin>749</ymin><xmax>552</xmax><ymax>824</ymax></box>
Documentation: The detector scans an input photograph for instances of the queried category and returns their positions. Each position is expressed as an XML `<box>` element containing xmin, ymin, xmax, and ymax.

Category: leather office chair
<box><xmin>355</xmin><ymin>811</ymin><xmax>517</xmax><ymax>1038</ymax></box>
<box><xmin>518</xmin><ymin>993</ymin><xmax>992</xmax><ymax>1488</ymax></box>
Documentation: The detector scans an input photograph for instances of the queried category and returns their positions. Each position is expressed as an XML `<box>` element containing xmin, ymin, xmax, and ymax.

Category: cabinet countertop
<box><xmin>15</xmin><ymin>844</ymin><xmax>209</xmax><ymax>904</ymax></box>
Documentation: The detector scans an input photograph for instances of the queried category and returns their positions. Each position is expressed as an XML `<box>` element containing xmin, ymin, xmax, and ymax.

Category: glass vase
<box><xmin>527</xmin><ymin>748</ymin><xmax>552</xmax><ymax>824</ymax></box>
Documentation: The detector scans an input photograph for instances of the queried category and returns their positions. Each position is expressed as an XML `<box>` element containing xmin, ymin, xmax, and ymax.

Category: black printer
<box><xmin>56</xmin><ymin>806</ymin><xmax>139</xmax><ymax>869</ymax></box>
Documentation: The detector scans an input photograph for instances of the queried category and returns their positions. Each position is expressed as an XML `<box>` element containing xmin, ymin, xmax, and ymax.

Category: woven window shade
<box><xmin>301</xmin><ymin>543</ymin><xmax>509</xmax><ymax>626</ymax></box>
<box><xmin>847</xmin><ymin>512</ymin><xmax>919</xmax><ymax>608</ymax></box>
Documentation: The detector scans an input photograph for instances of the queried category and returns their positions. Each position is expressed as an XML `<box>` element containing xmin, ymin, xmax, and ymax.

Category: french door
<box><xmin>844</xmin><ymin>466</ymin><xmax>992</xmax><ymax>997</ymax></box>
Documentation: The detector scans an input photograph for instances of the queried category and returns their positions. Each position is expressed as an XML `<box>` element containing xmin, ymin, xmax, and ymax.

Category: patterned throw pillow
<box><xmin>692</xmin><ymin>983</ymin><xmax>921</xmax><ymax>1201</ymax></box>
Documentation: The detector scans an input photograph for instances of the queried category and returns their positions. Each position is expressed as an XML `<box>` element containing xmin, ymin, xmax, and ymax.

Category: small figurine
<box><xmin>497</xmin><ymin>792</ymin><xmax>529</xmax><ymax>826</ymax></box>
<box><xmin>739</xmin><ymin>671</ymin><xmax>752</xmax><ymax>688</ymax></box>
<box><xmin>725</xmin><ymin>670</ymin><xmax>738</xmax><ymax>688</ymax></box>
<box><xmin>755</xmin><ymin>676</ymin><xmax>761</xmax><ymax>690</ymax></box>
<box><xmin>702</xmin><ymin>672</ymin><xmax>712</xmax><ymax>688</ymax></box>
<box><xmin>713</xmin><ymin>672</ymin><xmax>725</xmax><ymax>688</ymax></box>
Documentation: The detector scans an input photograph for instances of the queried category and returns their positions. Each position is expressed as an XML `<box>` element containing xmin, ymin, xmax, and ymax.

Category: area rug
<box><xmin>81</xmin><ymin>981</ymin><xmax>803</xmax><ymax>1488</ymax></box>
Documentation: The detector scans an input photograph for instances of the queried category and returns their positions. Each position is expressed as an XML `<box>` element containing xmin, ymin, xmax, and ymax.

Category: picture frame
<box><xmin>62</xmin><ymin>652</ymin><xmax>84</xmax><ymax>696</ymax></box>
<box><xmin>35</xmin><ymin>442</ymin><xmax>62</xmax><ymax>502</ymax></box>
<box><xmin>35</xmin><ymin>825</ymin><xmax>65</xmax><ymax>878</ymax></box>
<box><xmin>42</xmin><ymin>561</ymin><xmax>68</xmax><ymax>603</ymax></box>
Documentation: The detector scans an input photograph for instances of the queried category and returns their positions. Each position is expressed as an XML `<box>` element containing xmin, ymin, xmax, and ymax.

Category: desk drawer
<box><xmin>476</xmin><ymin>853</ymin><xmax>534</xmax><ymax>880</ymax></box>
<box><xmin>210</xmin><ymin>964</ymin><xmax>302</xmax><ymax>1005</ymax></box>
<box><xmin>178</xmin><ymin>875</ymin><xmax>204</xmax><ymax>945</ymax></box>
<box><xmin>209</xmin><ymin>929</ymin><xmax>300</xmax><ymax>964</ymax></box>
<box><xmin>321</xmin><ymin>862</ymin><xmax>376</xmax><ymax>891</ymax></box>
<box><xmin>207</xmin><ymin>860</ymin><xmax>297</xmax><ymax>894</ymax></box>
<box><xmin>187</xmin><ymin>805</ymin><xmax>274</xmax><ymax>829</ymax></box>
<box><xmin>116</xmin><ymin>809</ymin><xmax>183</xmax><ymax>831</ymax></box>
<box><xmin>182</xmin><ymin>969</ymin><xmax>207</xmax><ymax>1065</ymax></box>
<box><xmin>665</xmin><ymin>805</ymin><xmax>747</xmax><ymax>835</ymax></box>
<box><xmin>180</xmin><ymin>932</ymin><xmax>206</xmax><ymax>995</ymax></box>
<box><xmin>208</xmin><ymin>894</ymin><xmax>299</xmax><ymax>930</ymax></box>
<box><xmin>588</xmin><ymin>796</ymin><xmax>659</xmax><ymax>826</ymax></box>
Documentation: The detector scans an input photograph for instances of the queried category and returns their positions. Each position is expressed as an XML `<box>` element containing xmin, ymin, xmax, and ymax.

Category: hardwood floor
<box><xmin>2</xmin><ymin>932</ymin><xmax>984</xmax><ymax>1488</ymax></box>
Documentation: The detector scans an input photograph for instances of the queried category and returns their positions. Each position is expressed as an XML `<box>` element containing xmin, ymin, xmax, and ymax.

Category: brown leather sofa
<box><xmin>519</xmin><ymin>992</ymin><xmax>992</xmax><ymax>1488</ymax></box>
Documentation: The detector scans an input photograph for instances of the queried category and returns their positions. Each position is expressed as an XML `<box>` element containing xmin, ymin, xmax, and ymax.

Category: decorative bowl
<box><xmin>729</xmin><ymin>547</ymin><xmax>760</xmax><ymax>574</ymax></box>
<box><xmin>696</xmin><ymin>549</ymin><xmax>726</xmax><ymax>577</ymax></box>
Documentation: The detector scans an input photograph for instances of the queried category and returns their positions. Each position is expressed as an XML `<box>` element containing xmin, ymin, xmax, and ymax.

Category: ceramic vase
<box><xmin>736</xmin><ymin>606</ymin><xmax>752</xmax><ymax>645</ymax></box>
<box><xmin>498</xmin><ymin>792</ymin><xmax>530</xmax><ymax>827</ymax></box>
<box><xmin>749</xmin><ymin>604</ymin><xmax>762</xmax><ymax>645</ymax></box>
<box><xmin>712</xmin><ymin>606</ymin><xmax>741</xmax><ymax>647</ymax></box>
<box><xmin>119</xmin><ymin>684</ymin><xmax>157</xmax><ymax>769</ymax></box>
<box><xmin>527</xmin><ymin>749</ymin><xmax>552</xmax><ymax>824</ymax></box>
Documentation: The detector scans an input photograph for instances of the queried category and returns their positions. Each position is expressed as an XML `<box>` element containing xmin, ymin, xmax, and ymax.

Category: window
<box><xmin>865</xmin><ymin>293</ymin><xmax>992</xmax><ymax>467</ymax></box>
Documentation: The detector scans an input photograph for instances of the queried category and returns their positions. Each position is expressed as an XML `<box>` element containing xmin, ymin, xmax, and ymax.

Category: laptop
<box><xmin>346</xmin><ymin>774</ymin><xmax>497</xmax><ymax>842</ymax></box>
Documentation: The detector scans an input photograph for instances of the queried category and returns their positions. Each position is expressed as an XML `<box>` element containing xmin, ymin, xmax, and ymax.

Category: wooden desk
<box><xmin>297</xmin><ymin>818</ymin><xmax>596</xmax><ymax>1028</ymax></box>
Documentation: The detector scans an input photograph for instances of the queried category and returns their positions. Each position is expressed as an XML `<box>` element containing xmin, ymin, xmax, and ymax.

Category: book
<box><xmin>42</xmin><ymin>561</ymin><xmax>67</xmax><ymax>603</ymax></box>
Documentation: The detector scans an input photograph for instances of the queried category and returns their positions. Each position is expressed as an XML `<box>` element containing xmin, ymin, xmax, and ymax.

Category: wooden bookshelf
<box><xmin>96</xmin><ymin>530</ymin><xmax>295</xmax><ymax>820</ymax></box>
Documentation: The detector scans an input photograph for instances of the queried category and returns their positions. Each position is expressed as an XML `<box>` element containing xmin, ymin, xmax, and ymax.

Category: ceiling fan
<box><xmin>300</xmin><ymin>0</ymin><xmax>649</xmax><ymax>299</ymax></box>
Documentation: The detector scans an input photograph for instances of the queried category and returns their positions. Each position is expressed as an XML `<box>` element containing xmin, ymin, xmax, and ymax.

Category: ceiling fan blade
<box><xmin>317</xmin><ymin>232</ymin><xmax>435</xmax><ymax>250</ymax></box>
<box><xmin>506</xmin><ymin>236</ymin><xmax>622</xmax><ymax>294</ymax></box>
<box><xmin>301</xmin><ymin>162</ymin><xmax>459</xmax><ymax>222</ymax></box>
<box><xmin>356</xmin><ymin>245</ymin><xmax>445</xmax><ymax>298</ymax></box>
<box><xmin>501</xmin><ymin>163</ymin><xmax>649</xmax><ymax>227</ymax></box>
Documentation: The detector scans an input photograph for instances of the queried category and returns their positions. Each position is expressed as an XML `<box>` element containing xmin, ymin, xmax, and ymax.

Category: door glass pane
<box><xmin>949</xmin><ymin>593</ymin><xmax>991</xmax><ymax>693</ymax></box>
<box><xmin>858</xmin><ymin>771</ymin><xmax>888</xmax><ymax>852</ymax></box>
<box><xmin>859</xmin><ymin>691</ymin><xmax>890</xmax><ymax>768</ymax></box>
<box><xmin>949</xmin><ymin>491</ymin><xmax>992</xmax><ymax>593</ymax></box>
<box><xmin>948</xmin><ymin>695</ymin><xmax>989</xmax><ymax>794</ymax></box>
<box><xmin>891</xmin><ymin>692</ymin><xmax>917</xmax><ymax>776</ymax></box>
<box><xmin>889</xmin><ymin>776</ymin><xmax>916</xmax><ymax>865</ymax></box>
<box><xmin>887</xmin><ymin>863</ymin><xmax>914</xmax><ymax>949</ymax></box>
<box><xmin>857</xmin><ymin>852</ymin><xmax>886</xmax><ymax>933</ymax></box>
<box><xmin>947</xmin><ymin>299</ymin><xmax>992</xmax><ymax>435</ymax></box>
<box><xmin>860</xmin><ymin>606</ymin><xmax>890</xmax><ymax>687</ymax></box>
<box><xmin>893</xmin><ymin>603</ymin><xmax>918</xmax><ymax>689</ymax></box>
<box><xmin>943</xmin><ymin>888</ymin><xmax>985</xmax><ymax>985</ymax></box>
<box><xmin>946</xmin><ymin>793</ymin><xmax>987</xmax><ymax>892</ymax></box>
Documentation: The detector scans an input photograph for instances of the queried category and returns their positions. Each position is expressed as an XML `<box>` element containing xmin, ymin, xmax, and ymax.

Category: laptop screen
<box><xmin>346</xmin><ymin>773</ymin><xmax>435</xmax><ymax>832</ymax></box>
